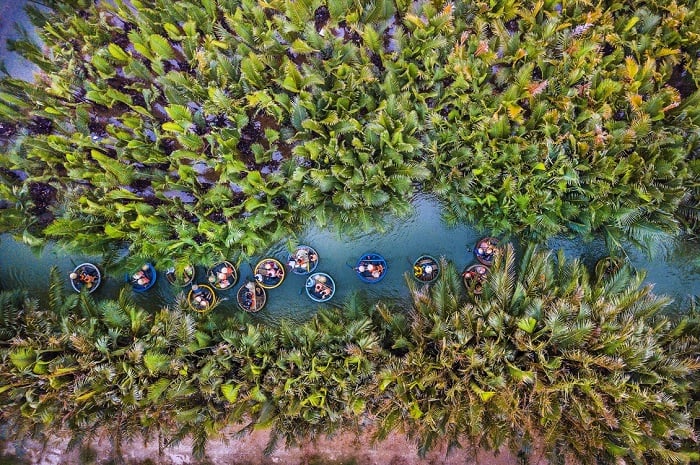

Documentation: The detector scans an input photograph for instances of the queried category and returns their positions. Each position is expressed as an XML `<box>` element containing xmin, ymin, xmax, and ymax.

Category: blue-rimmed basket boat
<box><xmin>254</xmin><ymin>258</ymin><xmax>285</xmax><ymax>289</ymax></box>
<box><xmin>462</xmin><ymin>263</ymin><xmax>489</xmax><ymax>295</ymax></box>
<box><xmin>69</xmin><ymin>263</ymin><xmax>101</xmax><ymax>294</ymax></box>
<box><xmin>207</xmin><ymin>261</ymin><xmax>237</xmax><ymax>290</ymax></box>
<box><xmin>474</xmin><ymin>237</ymin><xmax>499</xmax><ymax>266</ymax></box>
<box><xmin>237</xmin><ymin>280</ymin><xmax>267</xmax><ymax>313</ymax></box>
<box><xmin>412</xmin><ymin>255</ymin><xmax>440</xmax><ymax>283</ymax></box>
<box><xmin>127</xmin><ymin>263</ymin><xmax>157</xmax><ymax>292</ymax></box>
<box><xmin>287</xmin><ymin>245</ymin><xmax>319</xmax><ymax>275</ymax></box>
<box><xmin>354</xmin><ymin>252</ymin><xmax>388</xmax><ymax>283</ymax></box>
<box><xmin>188</xmin><ymin>284</ymin><xmax>217</xmax><ymax>313</ymax></box>
<box><xmin>305</xmin><ymin>272</ymin><xmax>335</xmax><ymax>303</ymax></box>
<box><xmin>165</xmin><ymin>263</ymin><xmax>195</xmax><ymax>287</ymax></box>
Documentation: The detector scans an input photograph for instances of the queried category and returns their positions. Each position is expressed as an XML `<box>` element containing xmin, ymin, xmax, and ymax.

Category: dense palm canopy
<box><xmin>0</xmin><ymin>0</ymin><xmax>699</xmax><ymax>262</ymax></box>
<box><xmin>0</xmin><ymin>249</ymin><xmax>698</xmax><ymax>464</ymax></box>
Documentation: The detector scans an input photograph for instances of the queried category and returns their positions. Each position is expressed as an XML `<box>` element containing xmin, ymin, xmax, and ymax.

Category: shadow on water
<box><xmin>1</xmin><ymin>195</ymin><xmax>699</xmax><ymax>324</ymax></box>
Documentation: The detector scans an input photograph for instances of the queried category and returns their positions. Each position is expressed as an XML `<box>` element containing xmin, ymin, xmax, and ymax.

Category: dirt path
<box><xmin>2</xmin><ymin>428</ymin><xmax>548</xmax><ymax>465</ymax></box>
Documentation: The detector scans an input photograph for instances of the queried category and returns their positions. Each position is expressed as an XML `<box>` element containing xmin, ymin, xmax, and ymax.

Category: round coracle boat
<box><xmin>287</xmin><ymin>245</ymin><xmax>319</xmax><ymax>275</ymax></box>
<box><xmin>305</xmin><ymin>272</ymin><xmax>335</xmax><ymax>302</ymax></box>
<box><xmin>254</xmin><ymin>258</ymin><xmax>285</xmax><ymax>289</ymax></box>
<box><xmin>462</xmin><ymin>263</ymin><xmax>489</xmax><ymax>295</ymax></box>
<box><xmin>474</xmin><ymin>237</ymin><xmax>499</xmax><ymax>266</ymax></box>
<box><xmin>188</xmin><ymin>284</ymin><xmax>217</xmax><ymax>313</ymax></box>
<box><xmin>128</xmin><ymin>263</ymin><xmax>157</xmax><ymax>292</ymax></box>
<box><xmin>595</xmin><ymin>256</ymin><xmax>625</xmax><ymax>281</ymax></box>
<box><xmin>412</xmin><ymin>255</ymin><xmax>440</xmax><ymax>283</ymax></box>
<box><xmin>69</xmin><ymin>263</ymin><xmax>101</xmax><ymax>293</ymax></box>
<box><xmin>207</xmin><ymin>261</ymin><xmax>238</xmax><ymax>290</ymax></box>
<box><xmin>354</xmin><ymin>252</ymin><xmax>388</xmax><ymax>283</ymax></box>
<box><xmin>237</xmin><ymin>280</ymin><xmax>267</xmax><ymax>312</ymax></box>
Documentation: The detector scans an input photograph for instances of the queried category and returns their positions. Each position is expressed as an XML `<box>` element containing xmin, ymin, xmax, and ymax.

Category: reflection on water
<box><xmin>1</xmin><ymin>195</ymin><xmax>699</xmax><ymax>324</ymax></box>
<box><xmin>0</xmin><ymin>0</ymin><xmax>40</xmax><ymax>81</ymax></box>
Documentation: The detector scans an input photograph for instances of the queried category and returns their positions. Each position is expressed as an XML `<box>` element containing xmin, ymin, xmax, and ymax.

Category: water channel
<box><xmin>0</xmin><ymin>3</ymin><xmax>699</xmax><ymax>323</ymax></box>
<box><xmin>1</xmin><ymin>195</ymin><xmax>699</xmax><ymax>325</ymax></box>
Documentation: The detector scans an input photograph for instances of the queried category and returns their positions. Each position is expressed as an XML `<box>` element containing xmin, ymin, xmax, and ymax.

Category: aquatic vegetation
<box><xmin>0</xmin><ymin>249</ymin><xmax>698</xmax><ymax>464</ymax></box>
<box><xmin>0</xmin><ymin>0</ymin><xmax>698</xmax><ymax>261</ymax></box>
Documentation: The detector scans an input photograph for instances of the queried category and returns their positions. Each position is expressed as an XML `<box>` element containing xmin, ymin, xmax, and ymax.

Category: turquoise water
<box><xmin>1</xmin><ymin>195</ymin><xmax>699</xmax><ymax>325</ymax></box>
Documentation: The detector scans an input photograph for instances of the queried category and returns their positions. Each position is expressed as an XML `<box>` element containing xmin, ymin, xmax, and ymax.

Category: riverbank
<box><xmin>1</xmin><ymin>427</ymin><xmax>544</xmax><ymax>465</ymax></box>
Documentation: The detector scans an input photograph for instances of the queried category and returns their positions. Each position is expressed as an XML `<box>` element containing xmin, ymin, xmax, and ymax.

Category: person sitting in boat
<box><xmin>80</xmin><ymin>271</ymin><xmax>97</xmax><ymax>285</ymax></box>
<box><xmin>424</xmin><ymin>265</ymin><xmax>434</xmax><ymax>277</ymax></box>
<box><xmin>264</xmin><ymin>263</ymin><xmax>282</xmax><ymax>278</ymax></box>
<box><xmin>243</xmin><ymin>281</ymin><xmax>258</xmax><ymax>308</ymax></box>
<box><xmin>371</xmin><ymin>264</ymin><xmax>384</xmax><ymax>279</ymax></box>
<box><xmin>193</xmin><ymin>293</ymin><xmax>210</xmax><ymax>309</ymax></box>
<box><xmin>295</xmin><ymin>249</ymin><xmax>308</xmax><ymax>263</ymax></box>
<box><xmin>132</xmin><ymin>270</ymin><xmax>150</xmax><ymax>286</ymax></box>
<box><xmin>314</xmin><ymin>282</ymin><xmax>331</xmax><ymax>299</ymax></box>
<box><xmin>309</xmin><ymin>252</ymin><xmax>318</xmax><ymax>263</ymax></box>
<box><xmin>314</xmin><ymin>276</ymin><xmax>331</xmax><ymax>298</ymax></box>
<box><xmin>357</xmin><ymin>264</ymin><xmax>366</xmax><ymax>274</ymax></box>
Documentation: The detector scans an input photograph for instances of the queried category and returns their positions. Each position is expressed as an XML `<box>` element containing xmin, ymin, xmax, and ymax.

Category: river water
<box><xmin>1</xmin><ymin>195</ymin><xmax>699</xmax><ymax>325</ymax></box>
<box><xmin>0</xmin><ymin>3</ymin><xmax>698</xmax><ymax>323</ymax></box>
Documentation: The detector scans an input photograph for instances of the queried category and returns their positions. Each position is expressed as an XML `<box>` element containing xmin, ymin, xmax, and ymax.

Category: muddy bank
<box><xmin>1</xmin><ymin>428</ymin><xmax>546</xmax><ymax>465</ymax></box>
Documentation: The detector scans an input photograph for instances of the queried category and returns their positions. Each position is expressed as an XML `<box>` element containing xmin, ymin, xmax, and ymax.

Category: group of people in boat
<box><xmin>190</xmin><ymin>284</ymin><xmax>215</xmax><ymax>311</ymax></box>
<box><xmin>287</xmin><ymin>247</ymin><xmax>318</xmax><ymax>273</ymax></box>
<box><xmin>357</xmin><ymin>262</ymin><xmax>384</xmax><ymax>279</ymax></box>
<box><xmin>69</xmin><ymin>266</ymin><xmax>99</xmax><ymax>290</ymax></box>
<box><xmin>209</xmin><ymin>262</ymin><xmax>236</xmax><ymax>290</ymax></box>
<box><xmin>67</xmin><ymin>238</ymin><xmax>500</xmax><ymax>309</ymax></box>
<box><xmin>256</xmin><ymin>260</ymin><xmax>285</xmax><ymax>281</ymax></box>
<box><xmin>130</xmin><ymin>264</ymin><xmax>153</xmax><ymax>288</ymax></box>
<box><xmin>461</xmin><ymin>237</ymin><xmax>500</xmax><ymax>294</ymax></box>
<box><xmin>311</xmin><ymin>274</ymin><xmax>333</xmax><ymax>300</ymax></box>
<box><xmin>239</xmin><ymin>281</ymin><xmax>265</xmax><ymax>310</ymax></box>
